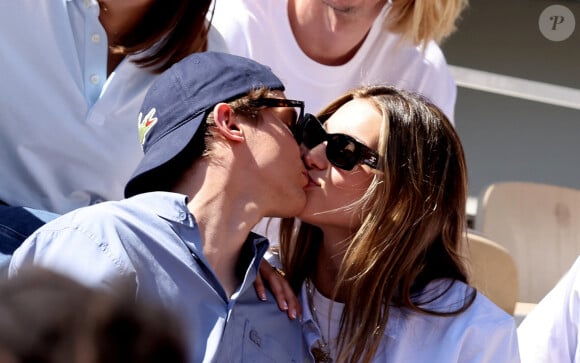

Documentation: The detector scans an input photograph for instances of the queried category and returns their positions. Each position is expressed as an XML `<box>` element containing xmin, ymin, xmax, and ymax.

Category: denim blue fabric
<box><xmin>0</xmin><ymin>206</ymin><xmax>59</xmax><ymax>264</ymax></box>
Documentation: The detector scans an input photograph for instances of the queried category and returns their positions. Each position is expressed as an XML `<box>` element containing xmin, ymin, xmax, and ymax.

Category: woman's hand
<box><xmin>255</xmin><ymin>260</ymin><xmax>301</xmax><ymax>320</ymax></box>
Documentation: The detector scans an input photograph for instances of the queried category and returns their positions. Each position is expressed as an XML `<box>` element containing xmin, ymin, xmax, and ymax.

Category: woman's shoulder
<box><xmin>418</xmin><ymin>279</ymin><xmax>515</xmax><ymax>327</ymax></box>
<box><xmin>383</xmin><ymin>280</ymin><xmax>520</xmax><ymax>362</ymax></box>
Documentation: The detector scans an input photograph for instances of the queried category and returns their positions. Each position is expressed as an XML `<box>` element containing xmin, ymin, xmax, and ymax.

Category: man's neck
<box><xmin>175</xmin><ymin>166</ymin><xmax>263</xmax><ymax>297</ymax></box>
<box><xmin>288</xmin><ymin>0</ymin><xmax>387</xmax><ymax>65</ymax></box>
<box><xmin>194</xmin><ymin>201</ymin><xmax>259</xmax><ymax>297</ymax></box>
<box><xmin>201</xmin><ymin>235</ymin><xmax>245</xmax><ymax>298</ymax></box>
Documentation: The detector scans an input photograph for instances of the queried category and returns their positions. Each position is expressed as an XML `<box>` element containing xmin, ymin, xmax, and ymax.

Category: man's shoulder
<box><xmin>48</xmin><ymin>199</ymin><xmax>148</xmax><ymax>229</ymax></box>
<box><xmin>9</xmin><ymin>194</ymin><xmax>186</xmax><ymax>283</ymax></box>
<box><xmin>64</xmin><ymin>192</ymin><xmax>182</xmax><ymax>222</ymax></box>
<box><xmin>19</xmin><ymin>196</ymin><xmax>162</xmax><ymax>251</ymax></box>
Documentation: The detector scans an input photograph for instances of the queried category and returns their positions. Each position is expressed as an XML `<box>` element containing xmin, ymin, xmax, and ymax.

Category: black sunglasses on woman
<box><xmin>294</xmin><ymin>113</ymin><xmax>379</xmax><ymax>171</ymax></box>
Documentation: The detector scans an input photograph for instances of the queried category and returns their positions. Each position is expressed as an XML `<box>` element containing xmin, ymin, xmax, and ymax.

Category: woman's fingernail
<box><xmin>282</xmin><ymin>301</ymin><xmax>289</xmax><ymax>310</ymax></box>
<box><xmin>259</xmin><ymin>292</ymin><xmax>267</xmax><ymax>301</ymax></box>
<box><xmin>290</xmin><ymin>309</ymin><xmax>297</xmax><ymax>319</ymax></box>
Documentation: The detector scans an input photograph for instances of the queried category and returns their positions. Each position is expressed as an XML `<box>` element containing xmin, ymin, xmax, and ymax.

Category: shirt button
<box><xmin>91</xmin><ymin>33</ymin><xmax>101</xmax><ymax>43</ymax></box>
<box><xmin>84</xmin><ymin>0</ymin><xmax>91</xmax><ymax>8</ymax></box>
<box><xmin>249</xmin><ymin>330</ymin><xmax>262</xmax><ymax>347</ymax></box>
<box><xmin>89</xmin><ymin>74</ymin><xmax>100</xmax><ymax>84</ymax></box>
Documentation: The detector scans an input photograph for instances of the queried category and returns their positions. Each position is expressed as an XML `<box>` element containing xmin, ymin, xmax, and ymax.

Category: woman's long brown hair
<box><xmin>280</xmin><ymin>85</ymin><xmax>475</xmax><ymax>363</ymax></box>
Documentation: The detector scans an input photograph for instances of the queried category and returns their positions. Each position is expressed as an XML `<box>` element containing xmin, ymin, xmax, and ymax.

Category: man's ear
<box><xmin>211</xmin><ymin>103</ymin><xmax>245</xmax><ymax>142</ymax></box>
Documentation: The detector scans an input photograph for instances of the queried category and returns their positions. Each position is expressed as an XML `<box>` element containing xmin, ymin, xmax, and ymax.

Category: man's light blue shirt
<box><xmin>9</xmin><ymin>192</ymin><xmax>311</xmax><ymax>363</ymax></box>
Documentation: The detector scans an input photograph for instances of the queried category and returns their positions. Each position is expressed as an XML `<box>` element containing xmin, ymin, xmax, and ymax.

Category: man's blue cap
<box><xmin>124</xmin><ymin>52</ymin><xmax>285</xmax><ymax>197</ymax></box>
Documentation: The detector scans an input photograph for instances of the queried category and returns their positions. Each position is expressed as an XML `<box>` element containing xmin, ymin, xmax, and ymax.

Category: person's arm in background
<box><xmin>517</xmin><ymin>256</ymin><xmax>580</xmax><ymax>363</ymax></box>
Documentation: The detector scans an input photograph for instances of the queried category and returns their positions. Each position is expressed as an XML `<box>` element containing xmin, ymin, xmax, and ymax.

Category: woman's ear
<box><xmin>211</xmin><ymin>103</ymin><xmax>244</xmax><ymax>142</ymax></box>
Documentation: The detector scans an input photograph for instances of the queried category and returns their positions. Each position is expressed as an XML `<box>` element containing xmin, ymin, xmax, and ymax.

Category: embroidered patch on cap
<box><xmin>138</xmin><ymin>108</ymin><xmax>158</xmax><ymax>148</ymax></box>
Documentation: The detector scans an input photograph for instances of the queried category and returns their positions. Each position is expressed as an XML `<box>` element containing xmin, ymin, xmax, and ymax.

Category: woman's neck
<box><xmin>312</xmin><ymin>229</ymin><xmax>352</xmax><ymax>302</ymax></box>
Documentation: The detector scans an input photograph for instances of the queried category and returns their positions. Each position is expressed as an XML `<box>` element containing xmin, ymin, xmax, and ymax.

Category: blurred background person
<box><xmin>212</xmin><ymin>0</ymin><xmax>466</xmax><ymax>121</ymax></box>
<box><xmin>518</xmin><ymin>255</ymin><xmax>580</xmax><ymax>363</ymax></box>
<box><xmin>0</xmin><ymin>267</ymin><xmax>187</xmax><ymax>363</ymax></box>
<box><xmin>0</xmin><ymin>0</ymin><xmax>227</xmax><ymax>257</ymax></box>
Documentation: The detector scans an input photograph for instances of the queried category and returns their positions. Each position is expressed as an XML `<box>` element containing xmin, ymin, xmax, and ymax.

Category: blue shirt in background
<box><xmin>0</xmin><ymin>0</ymin><xmax>227</xmax><ymax>213</ymax></box>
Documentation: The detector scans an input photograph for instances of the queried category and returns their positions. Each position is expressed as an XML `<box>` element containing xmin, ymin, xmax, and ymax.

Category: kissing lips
<box><xmin>305</xmin><ymin>172</ymin><xmax>319</xmax><ymax>188</ymax></box>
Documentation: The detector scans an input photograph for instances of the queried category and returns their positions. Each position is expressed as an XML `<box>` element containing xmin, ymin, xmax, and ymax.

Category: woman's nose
<box><xmin>301</xmin><ymin>143</ymin><xmax>327</xmax><ymax>170</ymax></box>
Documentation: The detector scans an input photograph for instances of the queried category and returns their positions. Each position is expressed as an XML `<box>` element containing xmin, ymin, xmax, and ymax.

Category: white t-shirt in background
<box><xmin>212</xmin><ymin>0</ymin><xmax>457</xmax><ymax>121</ymax></box>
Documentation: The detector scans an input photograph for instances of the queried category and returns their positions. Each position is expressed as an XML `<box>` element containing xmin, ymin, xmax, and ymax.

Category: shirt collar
<box><xmin>126</xmin><ymin>191</ymin><xmax>195</xmax><ymax>225</ymax></box>
<box><xmin>125</xmin><ymin>190</ymin><xmax>270</xmax><ymax>263</ymax></box>
<box><xmin>126</xmin><ymin>191</ymin><xmax>271</xmax><ymax>297</ymax></box>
